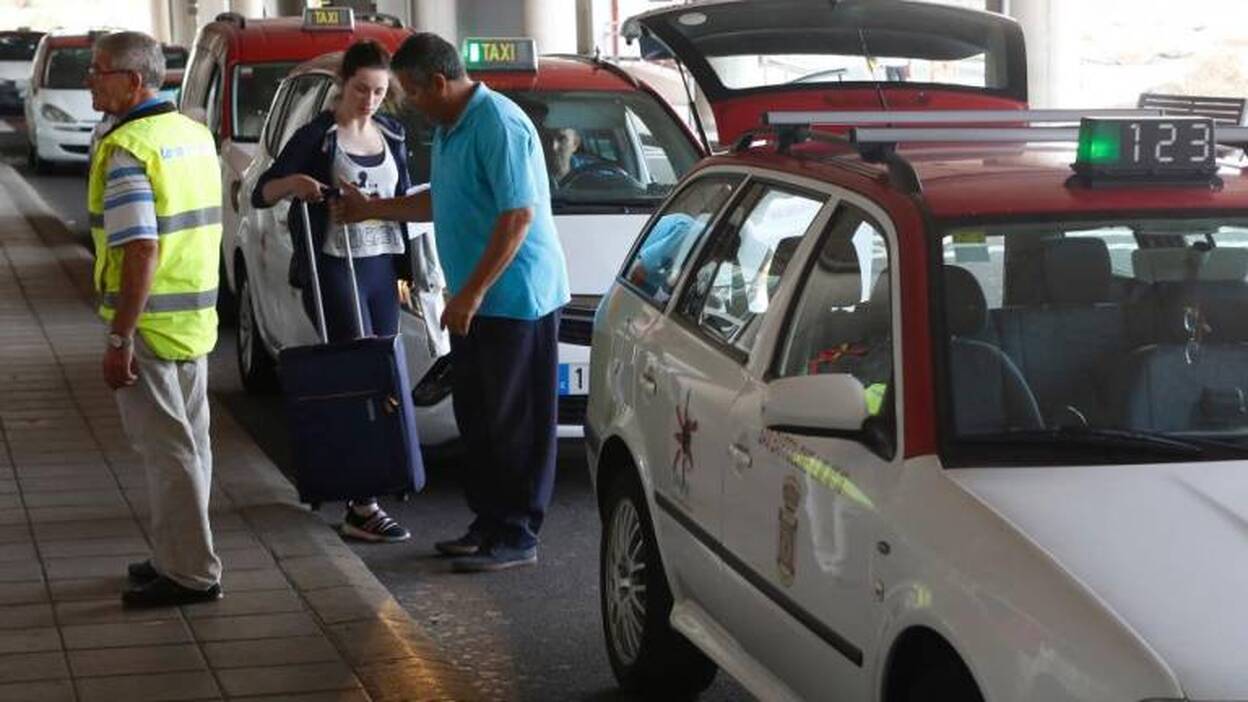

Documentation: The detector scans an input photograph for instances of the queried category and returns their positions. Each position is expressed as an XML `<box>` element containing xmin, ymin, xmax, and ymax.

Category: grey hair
<box><xmin>94</xmin><ymin>31</ymin><xmax>165</xmax><ymax>90</ymax></box>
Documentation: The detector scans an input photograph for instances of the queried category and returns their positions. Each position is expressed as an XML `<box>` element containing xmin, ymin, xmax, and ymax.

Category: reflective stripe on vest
<box><xmin>88</xmin><ymin>108</ymin><xmax>222</xmax><ymax>361</ymax></box>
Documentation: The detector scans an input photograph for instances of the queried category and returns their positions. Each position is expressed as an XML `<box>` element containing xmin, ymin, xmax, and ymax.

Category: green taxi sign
<box><xmin>1072</xmin><ymin>116</ymin><xmax>1217</xmax><ymax>185</ymax></box>
<box><xmin>462</xmin><ymin>38</ymin><xmax>537</xmax><ymax>72</ymax></box>
<box><xmin>303</xmin><ymin>6</ymin><xmax>354</xmax><ymax>31</ymax></box>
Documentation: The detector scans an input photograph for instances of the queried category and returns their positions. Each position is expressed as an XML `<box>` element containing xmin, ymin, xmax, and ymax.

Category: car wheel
<box><xmin>235</xmin><ymin>267</ymin><xmax>278</xmax><ymax>394</ymax></box>
<box><xmin>600</xmin><ymin>468</ymin><xmax>717</xmax><ymax>697</ymax></box>
<box><xmin>27</xmin><ymin>140</ymin><xmax>48</xmax><ymax>174</ymax></box>
<box><xmin>902</xmin><ymin>652</ymin><xmax>983</xmax><ymax>702</ymax></box>
<box><xmin>216</xmin><ymin>259</ymin><xmax>237</xmax><ymax>327</ymax></box>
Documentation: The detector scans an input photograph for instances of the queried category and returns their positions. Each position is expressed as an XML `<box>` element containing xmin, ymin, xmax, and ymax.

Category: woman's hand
<box><xmin>284</xmin><ymin>174</ymin><xmax>327</xmax><ymax>202</ymax></box>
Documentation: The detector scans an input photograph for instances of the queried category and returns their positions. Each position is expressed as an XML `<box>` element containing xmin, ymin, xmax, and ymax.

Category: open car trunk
<box><xmin>623</xmin><ymin>0</ymin><xmax>1028</xmax><ymax>145</ymax></box>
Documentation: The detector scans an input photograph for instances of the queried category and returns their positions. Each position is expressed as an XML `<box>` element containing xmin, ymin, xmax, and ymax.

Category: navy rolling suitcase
<box><xmin>279</xmin><ymin>200</ymin><xmax>425</xmax><ymax>506</ymax></box>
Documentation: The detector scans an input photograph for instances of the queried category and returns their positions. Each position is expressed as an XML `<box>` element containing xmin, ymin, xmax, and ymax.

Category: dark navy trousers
<box><xmin>450</xmin><ymin>310</ymin><xmax>560</xmax><ymax>550</ymax></box>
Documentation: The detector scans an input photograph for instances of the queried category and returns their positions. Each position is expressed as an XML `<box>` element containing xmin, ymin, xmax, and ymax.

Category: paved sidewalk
<box><xmin>0</xmin><ymin>164</ymin><xmax>478</xmax><ymax>701</ymax></box>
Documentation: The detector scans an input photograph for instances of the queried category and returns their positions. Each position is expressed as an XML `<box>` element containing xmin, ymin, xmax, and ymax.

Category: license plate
<box><xmin>558</xmin><ymin>363</ymin><xmax>589</xmax><ymax>395</ymax></box>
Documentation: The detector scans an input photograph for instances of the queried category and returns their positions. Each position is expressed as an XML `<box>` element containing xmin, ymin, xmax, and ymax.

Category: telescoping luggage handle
<box><xmin>297</xmin><ymin>191</ymin><xmax>367</xmax><ymax>345</ymax></box>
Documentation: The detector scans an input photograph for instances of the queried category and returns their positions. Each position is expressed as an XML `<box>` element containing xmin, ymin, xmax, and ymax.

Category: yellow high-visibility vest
<box><xmin>88</xmin><ymin>106</ymin><xmax>221</xmax><ymax>361</ymax></box>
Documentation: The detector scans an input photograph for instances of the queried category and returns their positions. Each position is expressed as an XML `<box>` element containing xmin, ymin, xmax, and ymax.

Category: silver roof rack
<box><xmin>847</xmin><ymin>124</ymin><xmax>1248</xmax><ymax>147</ymax></box>
<box><xmin>765</xmin><ymin>109</ymin><xmax>1164</xmax><ymax>126</ymax></box>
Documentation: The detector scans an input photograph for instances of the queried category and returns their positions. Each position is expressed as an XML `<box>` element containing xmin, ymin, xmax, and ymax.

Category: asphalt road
<box><xmin>2</xmin><ymin>115</ymin><xmax>751</xmax><ymax>702</ymax></box>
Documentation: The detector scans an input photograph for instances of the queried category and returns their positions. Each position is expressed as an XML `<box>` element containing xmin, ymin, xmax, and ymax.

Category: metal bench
<box><xmin>1137</xmin><ymin>93</ymin><xmax>1248</xmax><ymax>126</ymax></box>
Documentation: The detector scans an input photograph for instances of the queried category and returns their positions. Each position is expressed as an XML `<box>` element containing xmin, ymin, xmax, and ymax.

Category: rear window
<box><xmin>0</xmin><ymin>32</ymin><xmax>42</xmax><ymax>61</ymax></box>
<box><xmin>233</xmin><ymin>62</ymin><xmax>297</xmax><ymax>142</ymax></box>
<box><xmin>45</xmin><ymin>47</ymin><xmax>91</xmax><ymax>89</ymax></box>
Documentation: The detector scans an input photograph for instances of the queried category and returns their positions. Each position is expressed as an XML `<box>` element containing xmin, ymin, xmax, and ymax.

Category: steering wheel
<box><xmin>558</xmin><ymin>161</ymin><xmax>643</xmax><ymax>190</ymax></box>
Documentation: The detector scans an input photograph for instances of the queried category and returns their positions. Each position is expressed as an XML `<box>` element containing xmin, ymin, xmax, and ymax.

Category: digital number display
<box><xmin>303</xmin><ymin>7</ymin><xmax>354</xmax><ymax>31</ymax></box>
<box><xmin>462</xmin><ymin>38</ymin><xmax>538</xmax><ymax>72</ymax></box>
<box><xmin>1074</xmin><ymin>117</ymin><xmax>1217</xmax><ymax>181</ymax></box>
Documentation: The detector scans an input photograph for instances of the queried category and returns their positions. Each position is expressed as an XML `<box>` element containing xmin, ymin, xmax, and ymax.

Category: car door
<box><xmin>618</xmin><ymin>172</ymin><xmax>744</xmax><ymax>613</ymax></box>
<box><xmin>647</xmin><ymin>178</ymin><xmax>829</xmax><ymax>632</ymax></box>
<box><xmin>721</xmin><ymin>200</ymin><xmax>899</xmax><ymax>700</ymax></box>
<box><xmin>258</xmin><ymin>73</ymin><xmax>330</xmax><ymax>347</ymax></box>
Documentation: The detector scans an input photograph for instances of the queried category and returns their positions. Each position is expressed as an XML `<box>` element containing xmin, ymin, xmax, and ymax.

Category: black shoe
<box><xmin>127</xmin><ymin>559</ymin><xmax>158</xmax><ymax>583</ymax></box>
<box><xmin>340</xmin><ymin>507</ymin><xmax>411</xmax><ymax>543</ymax></box>
<box><xmin>122</xmin><ymin>576</ymin><xmax>222</xmax><ymax>608</ymax></box>
<box><xmin>451</xmin><ymin>544</ymin><xmax>538</xmax><ymax>573</ymax></box>
<box><xmin>434</xmin><ymin>531</ymin><xmax>486</xmax><ymax>557</ymax></box>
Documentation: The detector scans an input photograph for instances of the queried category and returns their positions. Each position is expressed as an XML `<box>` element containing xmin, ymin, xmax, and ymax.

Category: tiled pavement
<box><xmin>0</xmin><ymin>165</ymin><xmax>478</xmax><ymax>700</ymax></box>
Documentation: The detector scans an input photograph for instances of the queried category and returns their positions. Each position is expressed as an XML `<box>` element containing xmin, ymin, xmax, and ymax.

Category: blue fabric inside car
<box><xmin>945</xmin><ymin>265</ymin><xmax>1044</xmax><ymax>434</ymax></box>
<box><xmin>994</xmin><ymin>238</ymin><xmax>1129</xmax><ymax>426</ymax></box>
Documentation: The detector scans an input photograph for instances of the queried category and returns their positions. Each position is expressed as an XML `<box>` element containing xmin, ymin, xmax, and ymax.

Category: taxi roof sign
<box><xmin>462</xmin><ymin>38</ymin><xmax>537</xmax><ymax>72</ymax></box>
<box><xmin>1072</xmin><ymin>116</ymin><xmax>1218</xmax><ymax>187</ymax></box>
<box><xmin>303</xmin><ymin>7</ymin><xmax>355</xmax><ymax>32</ymax></box>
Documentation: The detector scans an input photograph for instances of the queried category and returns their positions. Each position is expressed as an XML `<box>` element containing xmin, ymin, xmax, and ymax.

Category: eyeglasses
<box><xmin>86</xmin><ymin>66</ymin><xmax>136</xmax><ymax>78</ymax></box>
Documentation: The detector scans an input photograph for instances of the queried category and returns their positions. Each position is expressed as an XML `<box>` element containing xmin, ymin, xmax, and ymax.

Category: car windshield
<box><xmin>390</xmin><ymin>89</ymin><xmax>699</xmax><ymax>211</ymax></box>
<box><xmin>233</xmin><ymin>62</ymin><xmax>297</xmax><ymax>142</ymax></box>
<box><xmin>162</xmin><ymin>47</ymin><xmax>187</xmax><ymax>70</ymax></box>
<box><xmin>0</xmin><ymin>32</ymin><xmax>42</xmax><ymax>61</ymax></box>
<box><xmin>45</xmin><ymin>47</ymin><xmax>91</xmax><ymax>89</ymax></box>
<box><xmin>939</xmin><ymin>218</ymin><xmax>1248</xmax><ymax>463</ymax></box>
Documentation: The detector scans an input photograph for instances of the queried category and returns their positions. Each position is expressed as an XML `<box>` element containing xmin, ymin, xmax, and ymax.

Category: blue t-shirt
<box><xmin>430</xmin><ymin>84</ymin><xmax>570</xmax><ymax>320</ymax></box>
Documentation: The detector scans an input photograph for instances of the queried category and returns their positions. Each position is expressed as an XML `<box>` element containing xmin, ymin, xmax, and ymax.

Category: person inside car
<box><xmin>252</xmin><ymin>40</ymin><xmax>414</xmax><ymax>544</ymax></box>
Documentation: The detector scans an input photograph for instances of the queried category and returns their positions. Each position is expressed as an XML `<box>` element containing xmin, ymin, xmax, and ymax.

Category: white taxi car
<box><xmin>588</xmin><ymin>1</ymin><xmax>1248</xmax><ymax>701</ymax></box>
<box><xmin>232</xmin><ymin>40</ymin><xmax>703</xmax><ymax>446</ymax></box>
<box><xmin>24</xmin><ymin>30</ymin><xmax>111</xmax><ymax>171</ymax></box>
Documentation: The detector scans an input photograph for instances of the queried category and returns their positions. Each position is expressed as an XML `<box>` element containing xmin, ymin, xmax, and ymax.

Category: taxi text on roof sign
<box><xmin>461</xmin><ymin>38</ymin><xmax>538</xmax><ymax>72</ymax></box>
<box><xmin>303</xmin><ymin>6</ymin><xmax>355</xmax><ymax>31</ymax></box>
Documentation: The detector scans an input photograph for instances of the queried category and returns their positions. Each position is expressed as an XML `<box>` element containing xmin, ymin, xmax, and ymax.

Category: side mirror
<box><xmin>763</xmin><ymin>374</ymin><xmax>868</xmax><ymax>435</ymax></box>
<box><xmin>183</xmin><ymin>105</ymin><xmax>208</xmax><ymax>125</ymax></box>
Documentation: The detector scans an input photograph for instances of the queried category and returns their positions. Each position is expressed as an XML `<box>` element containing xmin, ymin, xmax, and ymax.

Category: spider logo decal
<box><xmin>672</xmin><ymin>389</ymin><xmax>698</xmax><ymax>493</ymax></box>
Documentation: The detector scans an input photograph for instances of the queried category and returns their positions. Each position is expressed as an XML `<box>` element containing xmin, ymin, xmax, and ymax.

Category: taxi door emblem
<box><xmin>672</xmin><ymin>389</ymin><xmax>698</xmax><ymax>494</ymax></box>
<box><xmin>777</xmin><ymin>475</ymin><xmax>801</xmax><ymax>586</ymax></box>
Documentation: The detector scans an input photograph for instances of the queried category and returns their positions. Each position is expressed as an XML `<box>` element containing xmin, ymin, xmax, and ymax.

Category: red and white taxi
<box><xmin>588</xmin><ymin>2</ymin><xmax>1248</xmax><ymax>700</ymax></box>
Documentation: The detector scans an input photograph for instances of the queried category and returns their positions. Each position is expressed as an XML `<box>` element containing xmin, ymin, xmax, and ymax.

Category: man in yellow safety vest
<box><xmin>86</xmin><ymin>30</ymin><xmax>223</xmax><ymax>607</ymax></box>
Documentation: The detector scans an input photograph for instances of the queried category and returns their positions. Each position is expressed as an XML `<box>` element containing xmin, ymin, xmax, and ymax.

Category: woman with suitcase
<box><xmin>252</xmin><ymin>40</ymin><xmax>414</xmax><ymax>543</ymax></box>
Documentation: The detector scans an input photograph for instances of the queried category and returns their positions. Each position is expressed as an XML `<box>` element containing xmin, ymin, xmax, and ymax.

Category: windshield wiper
<box><xmin>961</xmin><ymin>426</ymin><xmax>1205</xmax><ymax>457</ymax></box>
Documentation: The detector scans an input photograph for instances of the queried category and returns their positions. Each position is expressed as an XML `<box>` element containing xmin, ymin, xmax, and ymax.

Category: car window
<box><xmin>775</xmin><ymin>205</ymin><xmax>892</xmax><ymax>416</ymax></box>
<box><xmin>234</xmin><ymin>62</ymin><xmax>298</xmax><ymax>142</ymax></box>
<box><xmin>44</xmin><ymin>47</ymin><xmax>90</xmax><ymax>89</ymax></box>
<box><xmin>262</xmin><ymin>82</ymin><xmax>294</xmax><ymax>156</ymax></box>
<box><xmin>0</xmin><ymin>32</ymin><xmax>42</xmax><ymax>61</ymax></box>
<box><xmin>206</xmin><ymin>64</ymin><xmax>223</xmax><ymax>137</ymax></box>
<box><xmin>623</xmin><ymin>174</ymin><xmax>743</xmax><ymax>306</ymax></box>
<box><xmin>162</xmin><ymin>46</ymin><xmax>187</xmax><ymax>70</ymax></box>
<box><xmin>680</xmin><ymin>183</ymin><xmax>826</xmax><ymax>355</ymax></box>
<box><xmin>276</xmin><ymin>75</ymin><xmax>326</xmax><ymax>153</ymax></box>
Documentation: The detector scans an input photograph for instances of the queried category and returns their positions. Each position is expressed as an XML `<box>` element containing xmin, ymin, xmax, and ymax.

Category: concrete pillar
<box><xmin>1009</xmin><ymin>0</ymin><xmax>1079</xmax><ymax>107</ymax></box>
<box><xmin>524</xmin><ymin>0</ymin><xmax>577</xmax><ymax>55</ymax></box>
<box><xmin>274</xmin><ymin>0</ymin><xmax>308</xmax><ymax>16</ymax></box>
<box><xmin>575</xmin><ymin>0</ymin><xmax>594</xmax><ymax>55</ymax></box>
<box><xmin>151</xmin><ymin>0</ymin><xmax>174</xmax><ymax>42</ymax></box>
<box><xmin>229</xmin><ymin>0</ymin><xmax>266</xmax><ymax>18</ymax></box>
<box><xmin>411</xmin><ymin>0</ymin><xmax>458</xmax><ymax>42</ymax></box>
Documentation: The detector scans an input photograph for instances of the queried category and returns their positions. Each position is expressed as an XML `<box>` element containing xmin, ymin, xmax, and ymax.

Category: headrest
<box><xmin>945</xmin><ymin>265</ymin><xmax>987</xmax><ymax>336</ymax></box>
<box><xmin>1133</xmin><ymin>247</ymin><xmax>1248</xmax><ymax>283</ymax></box>
<box><xmin>813</xmin><ymin>234</ymin><xmax>864</xmax><ymax>307</ymax></box>
<box><xmin>1041</xmin><ymin>238</ymin><xmax>1112</xmax><ymax>304</ymax></box>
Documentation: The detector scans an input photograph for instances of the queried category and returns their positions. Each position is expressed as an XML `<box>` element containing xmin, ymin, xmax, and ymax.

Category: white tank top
<box><xmin>324</xmin><ymin>143</ymin><xmax>406</xmax><ymax>258</ymax></box>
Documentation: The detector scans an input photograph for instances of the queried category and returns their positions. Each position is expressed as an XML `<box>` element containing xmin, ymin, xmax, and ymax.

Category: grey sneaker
<box><xmin>434</xmin><ymin>531</ymin><xmax>486</xmax><ymax>557</ymax></box>
<box><xmin>451</xmin><ymin>544</ymin><xmax>537</xmax><ymax>573</ymax></box>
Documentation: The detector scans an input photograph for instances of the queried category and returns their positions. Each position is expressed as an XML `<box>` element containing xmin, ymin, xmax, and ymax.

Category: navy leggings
<box><xmin>300</xmin><ymin>253</ymin><xmax>399</xmax><ymax>507</ymax></box>
<box><xmin>300</xmin><ymin>253</ymin><xmax>399</xmax><ymax>342</ymax></box>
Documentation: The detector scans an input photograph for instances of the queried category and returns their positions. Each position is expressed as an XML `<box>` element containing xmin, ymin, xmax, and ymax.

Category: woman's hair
<box><xmin>341</xmin><ymin>40</ymin><xmax>390</xmax><ymax>81</ymax></box>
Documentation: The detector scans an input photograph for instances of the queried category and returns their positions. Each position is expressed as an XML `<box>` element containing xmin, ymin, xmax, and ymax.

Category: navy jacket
<box><xmin>252</xmin><ymin>110</ymin><xmax>414</xmax><ymax>288</ymax></box>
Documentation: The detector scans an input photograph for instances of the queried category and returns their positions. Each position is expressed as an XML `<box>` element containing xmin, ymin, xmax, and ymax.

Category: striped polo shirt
<box><xmin>99</xmin><ymin>98</ymin><xmax>167</xmax><ymax>248</ymax></box>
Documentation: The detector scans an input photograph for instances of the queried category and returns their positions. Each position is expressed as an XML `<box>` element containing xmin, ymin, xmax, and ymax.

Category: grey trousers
<box><xmin>114</xmin><ymin>336</ymin><xmax>221</xmax><ymax>589</ymax></box>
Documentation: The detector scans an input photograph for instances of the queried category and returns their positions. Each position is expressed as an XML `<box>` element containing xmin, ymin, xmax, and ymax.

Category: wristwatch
<box><xmin>107</xmin><ymin>332</ymin><xmax>133</xmax><ymax>350</ymax></box>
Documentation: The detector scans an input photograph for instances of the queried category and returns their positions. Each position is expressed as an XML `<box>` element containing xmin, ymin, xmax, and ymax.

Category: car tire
<box><xmin>216</xmin><ymin>259</ymin><xmax>237</xmax><ymax>327</ymax></box>
<box><xmin>600</xmin><ymin>468</ymin><xmax>718</xmax><ymax>698</ymax></box>
<box><xmin>235</xmin><ymin>267</ymin><xmax>278</xmax><ymax>394</ymax></box>
<box><xmin>27</xmin><ymin>141</ymin><xmax>49</xmax><ymax>174</ymax></box>
<box><xmin>902</xmin><ymin>651</ymin><xmax>983</xmax><ymax>702</ymax></box>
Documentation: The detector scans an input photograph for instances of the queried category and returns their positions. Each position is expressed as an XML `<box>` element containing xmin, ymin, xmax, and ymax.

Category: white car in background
<box><xmin>232</xmin><ymin>43</ymin><xmax>704</xmax><ymax>447</ymax></box>
<box><xmin>24</xmin><ymin>30</ymin><xmax>111</xmax><ymax>171</ymax></box>
<box><xmin>0</xmin><ymin>30</ymin><xmax>43</xmax><ymax>113</ymax></box>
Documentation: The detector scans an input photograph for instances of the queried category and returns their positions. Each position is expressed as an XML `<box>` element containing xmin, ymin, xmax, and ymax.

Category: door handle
<box><xmin>639</xmin><ymin>370</ymin><xmax>657</xmax><ymax>395</ymax></box>
<box><xmin>728</xmin><ymin>442</ymin><xmax>752</xmax><ymax>469</ymax></box>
